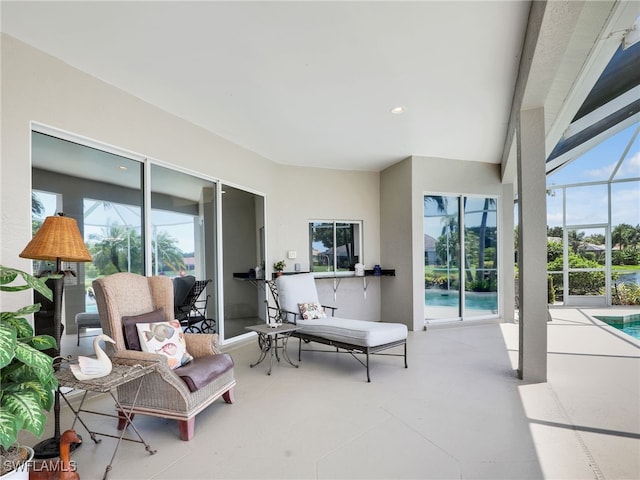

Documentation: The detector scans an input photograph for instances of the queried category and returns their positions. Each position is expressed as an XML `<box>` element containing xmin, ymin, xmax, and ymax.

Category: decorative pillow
<box><xmin>136</xmin><ymin>320</ymin><xmax>194</xmax><ymax>369</ymax></box>
<box><xmin>298</xmin><ymin>302</ymin><xmax>327</xmax><ymax>320</ymax></box>
<box><xmin>122</xmin><ymin>308</ymin><xmax>166</xmax><ymax>351</ymax></box>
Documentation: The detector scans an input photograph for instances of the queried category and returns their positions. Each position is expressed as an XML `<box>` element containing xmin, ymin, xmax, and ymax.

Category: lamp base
<box><xmin>33</xmin><ymin>435</ymin><xmax>82</xmax><ymax>459</ymax></box>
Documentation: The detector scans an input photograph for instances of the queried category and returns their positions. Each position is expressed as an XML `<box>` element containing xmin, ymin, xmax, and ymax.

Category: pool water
<box><xmin>594</xmin><ymin>313</ymin><xmax>640</xmax><ymax>340</ymax></box>
<box><xmin>619</xmin><ymin>321</ymin><xmax>640</xmax><ymax>339</ymax></box>
<box><xmin>424</xmin><ymin>289</ymin><xmax>497</xmax><ymax>311</ymax></box>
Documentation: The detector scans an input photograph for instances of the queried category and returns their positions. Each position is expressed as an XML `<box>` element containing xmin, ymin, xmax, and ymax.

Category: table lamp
<box><xmin>19</xmin><ymin>212</ymin><xmax>93</xmax><ymax>458</ymax></box>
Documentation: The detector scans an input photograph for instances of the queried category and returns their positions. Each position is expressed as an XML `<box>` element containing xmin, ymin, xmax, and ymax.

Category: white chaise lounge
<box><xmin>273</xmin><ymin>273</ymin><xmax>408</xmax><ymax>382</ymax></box>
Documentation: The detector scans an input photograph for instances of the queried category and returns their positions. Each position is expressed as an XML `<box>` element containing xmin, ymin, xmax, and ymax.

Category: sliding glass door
<box><xmin>424</xmin><ymin>196</ymin><xmax>460</xmax><ymax>320</ymax></box>
<box><xmin>424</xmin><ymin>195</ymin><xmax>498</xmax><ymax>323</ymax></box>
<box><xmin>31</xmin><ymin>129</ymin><xmax>264</xmax><ymax>348</ymax></box>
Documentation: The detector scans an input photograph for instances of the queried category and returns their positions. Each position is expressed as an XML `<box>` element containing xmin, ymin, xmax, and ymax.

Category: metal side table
<box><xmin>245</xmin><ymin>323</ymin><xmax>301</xmax><ymax>375</ymax></box>
<box><xmin>55</xmin><ymin>360</ymin><xmax>157</xmax><ymax>479</ymax></box>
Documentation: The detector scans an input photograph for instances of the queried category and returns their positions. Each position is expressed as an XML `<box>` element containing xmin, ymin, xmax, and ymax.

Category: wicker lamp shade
<box><xmin>20</xmin><ymin>214</ymin><xmax>92</xmax><ymax>262</ymax></box>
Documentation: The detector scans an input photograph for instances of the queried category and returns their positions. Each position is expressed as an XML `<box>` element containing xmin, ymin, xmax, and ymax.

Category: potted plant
<box><xmin>273</xmin><ymin>260</ymin><xmax>286</xmax><ymax>276</ymax></box>
<box><xmin>0</xmin><ymin>266</ymin><xmax>57</xmax><ymax>479</ymax></box>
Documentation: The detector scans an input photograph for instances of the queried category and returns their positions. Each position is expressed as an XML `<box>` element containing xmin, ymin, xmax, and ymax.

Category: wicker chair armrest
<box><xmin>113</xmin><ymin>349</ymin><xmax>168</xmax><ymax>365</ymax></box>
<box><xmin>114</xmin><ymin>351</ymin><xmax>193</xmax><ymax>399</ymax></box>
<box><xmin>184</xmin><ymin>333</ymin><xmax>220</xmax><ymax>356</ymax></box>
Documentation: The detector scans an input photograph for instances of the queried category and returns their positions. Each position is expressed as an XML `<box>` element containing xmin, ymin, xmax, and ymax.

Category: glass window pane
<box><xmin>335</xmin><ymin>222</ymin><xmax>360</xmax><ymax>271</ymax></box>
<box><xmin>32</xmin><ymin>131</ymin><xmax>144</xmax><ymax>328</ymax></box>
<box><xmin>311</xmin><ymin>222</ymin><xmax>334</xmax><ymax>273</ymax></box>
<box><xmin>464</xmin><ymin>197</ymin><xmax>498</xmax><ymax>316</ymax></box>
<box><xmin>221</xmin><ymin>184</ymin><xmax>264</xmax><ymax>340</ymax></box>
<box><xmin>84</xmin><ymin>198</ymin><xmax>143</xmax><ymax>275</ymax></box>
<box><xmin>150</xmin><ymin>165</ymin><xmax>219</xmax><ymax>334</ymax></box>
<box><xmin>424</xmin><ymin>195</ymin><xmax>460</xmax><ymax>320</ymax></box>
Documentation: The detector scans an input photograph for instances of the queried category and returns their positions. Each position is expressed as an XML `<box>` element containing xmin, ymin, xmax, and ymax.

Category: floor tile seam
<box><xmin>545</xmin><ymin>383</ymin><xmax>606</xmax><ymax>480</ymax></box>
<box><xmin>378</xmin><ymin>403</ymin><xmax>461</xmax><ymax>465</ymax></box>
<box><xmin>147</xmin><ymin>449</ymin><xmax>193</xmax><ymax>480</ymax></box>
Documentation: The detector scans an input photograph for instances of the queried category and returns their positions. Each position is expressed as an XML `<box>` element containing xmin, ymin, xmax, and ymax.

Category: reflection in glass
<box><xmin>150</xmin><ymin>164</ymin><xmax>218</xmax><ymax>334</ymax></box>
<box><xmin>84</xmin><ymin>199</ymin><xmax>143</xmax><ymax>275</ymax></box>
<box><xmin>310</xmin><ymin>221</ymin><xmax>361</xmax><ymax>273</ymax></box>
<box><xmin>221</xmin><ymin>185</ymin><xmax>265</xmax><ymax>340</ymax></box>
<box><xmin>311</xmin><ymin>222</ymin><xmax>334</xmax><ymax>272</ymax></box>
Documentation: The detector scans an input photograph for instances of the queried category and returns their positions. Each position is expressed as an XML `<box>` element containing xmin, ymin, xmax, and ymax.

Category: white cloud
<box><xmin>585</xmin><ymin>162</ymin><xmax>615</xmax><ymax>178</ymax></box>
<box><xmin>619</xmin><ymin>151</ymin><xmax>640</xmax><ymax>177</ymax></box>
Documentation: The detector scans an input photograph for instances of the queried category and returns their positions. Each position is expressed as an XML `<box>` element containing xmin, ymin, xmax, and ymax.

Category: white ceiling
<box><xmin>1</xmin><ymin>1</ymin><xmax>531</xmax><ymax>172</ymax></box>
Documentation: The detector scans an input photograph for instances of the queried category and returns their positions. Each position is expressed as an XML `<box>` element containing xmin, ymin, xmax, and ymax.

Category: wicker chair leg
<box><xmin>178</xmin><ymin>418</ymin><xmax>195</xmax><ymax>441</ymax></box>
<box><xmin>222</xmin><ymin>387</ymin><xmax>235</xmax><ymax>404</ymax></box>
<box><xmin>117</xmin><ymin>410</ymin><xmax>134</xmax><ymax>430</ymax></box>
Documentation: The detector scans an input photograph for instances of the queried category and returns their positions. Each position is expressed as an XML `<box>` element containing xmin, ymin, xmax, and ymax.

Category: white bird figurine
<box><xmin>70</xmin><ymin>334</ymin><xmax>116</xmax><ymax>381</ymax></box>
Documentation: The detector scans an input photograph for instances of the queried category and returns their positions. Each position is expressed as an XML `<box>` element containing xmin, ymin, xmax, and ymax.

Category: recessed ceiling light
<box><xmin>390</xmin><ymin>106</ymin><xmax>406</xmax><ymax>114</ymax></box>
<box><xmin>118</xmin><ymin>165</ymin><xmax>128</xmax><ymax>171</ymax></box>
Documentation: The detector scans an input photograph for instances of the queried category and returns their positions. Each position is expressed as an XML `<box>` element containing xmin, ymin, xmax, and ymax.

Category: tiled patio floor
<box><xmin>23</xmin><ymin>307</ymin><xmax>639</xmax><ymax>479</ymax></box>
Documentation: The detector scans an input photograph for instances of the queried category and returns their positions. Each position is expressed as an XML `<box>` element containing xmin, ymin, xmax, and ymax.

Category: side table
<box><xmin>245</xmin><ymin>323</ymin><xmax>301</xmax><ymax>375</ymax></box>
<box><xmin>55</xmin><ymin>360</ymin><xmax>158</xmax><ymax>479</ymax></box>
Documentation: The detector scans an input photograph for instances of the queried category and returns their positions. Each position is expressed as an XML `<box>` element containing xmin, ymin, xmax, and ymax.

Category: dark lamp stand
<box><xmin>19</xmin><ymin>213</ymin><xmax>92</xmax><ymax>459</ymax></box>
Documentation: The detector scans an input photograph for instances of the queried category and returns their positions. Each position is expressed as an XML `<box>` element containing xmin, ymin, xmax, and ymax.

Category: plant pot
<box><xmin>0</xmin><ymin>445</ymin><xmax>33</xmax><ymax>480</ymax></box>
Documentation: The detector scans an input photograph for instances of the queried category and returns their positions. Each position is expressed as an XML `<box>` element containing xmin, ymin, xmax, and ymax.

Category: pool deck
<box><xmin>41</xmin><ymin>306</ymin><xmax>640</xmax><ymax>479</ymax></box>
<box><xmin>525</xmin><ymin>306</ymin><xmax>640</xmax><ymax>479</ymax></box>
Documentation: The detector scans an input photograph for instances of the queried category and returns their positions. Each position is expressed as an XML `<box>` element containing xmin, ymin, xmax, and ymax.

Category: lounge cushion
<box><xmin>176</xmin><ymin>353</ymin><xmax>234</xmax><ymax>392</ymax></box>
<box><xmin>122</xmin><ymin>308</ymin><xmax>166</xmax><ymax>350</ymax></box>
<box><xmin>295</xmin><ymin>317</ymin><xmax>407</xmax><ymax>347</ymax></box>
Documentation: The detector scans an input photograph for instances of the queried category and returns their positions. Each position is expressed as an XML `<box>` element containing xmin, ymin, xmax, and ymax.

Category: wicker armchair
<box><xmin>92</xmin><ymin>273</ymin><xmax>235</xmax><ymax>441</ymax></box>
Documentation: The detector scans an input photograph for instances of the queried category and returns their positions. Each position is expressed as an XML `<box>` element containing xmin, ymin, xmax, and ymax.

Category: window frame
<box><xmin>308</xmin><ymin>220</ymin><xmax>363</xmax><ymax>277</ymax></box>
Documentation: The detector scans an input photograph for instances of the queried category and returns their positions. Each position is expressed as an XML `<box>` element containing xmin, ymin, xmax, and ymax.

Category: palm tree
<box><xmin>152</xmin><ymin>230</ymin><xmax>186</xmax><ymax>274</ymax></box>
<box><xmin>477</xmin><ymin>198</ymin><xmax>497</xmax><ymax>283</ymax></box>
<box><xmin>89</xmin><ymin>225</ymin><xmax>142</xmax><ymax>275</ymax></box>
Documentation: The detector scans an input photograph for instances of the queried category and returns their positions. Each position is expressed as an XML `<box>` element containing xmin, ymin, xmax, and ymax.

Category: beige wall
<box><xmin>381</xmin><ymin>156</ymin><xmax>513</xmax><ymax>331</ymax></box>
<box><xmin>269</xmin><ymin>164</ymin><xmax>382</xmax><ymax>320</ymax></box>
<box><xmin>1</xmin><ymin>34</ymin><xmax>514</xmax><ymax>331</ymax></box>
<box><xmin>0</xmin><ymin>34</ymin><xmax>382</xmax><ymax>322</ymax></box>
<box><xmin>380</xmin><ymin>158</ymin><xmax>415</xmax><ymax>328</ymax></box>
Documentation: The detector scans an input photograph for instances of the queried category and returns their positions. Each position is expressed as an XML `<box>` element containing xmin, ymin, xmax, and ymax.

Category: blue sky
<box><xmin>546</xmin><ymin>123</ymin><xmax>639</xmax><ymax>228</ymax></box>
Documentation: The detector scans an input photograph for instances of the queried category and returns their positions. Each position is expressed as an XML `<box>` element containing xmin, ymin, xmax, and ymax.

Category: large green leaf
<box><xmin>0</xmin><ymin>267</ymin><xmax>18</xmax><ymax>287</ymax></box>
<box><xmin>0</xmin><ymin>266</ymin><xmax>53</xmax><ymax>301</ymax></box>
<box><xmin>0</xmin><ymin>324</ymin><xmax>17</xmax><ymax>369</ymax></box>
<box><xmin>1</xmin><ymin>315</ymin><xmax>35</xmax><ymax>339</ymax></box>
<box><xmin>14</xmin><ymin>343</ymin><xmax>55</xmax><ymax>384</ymax></box>
<box><xmin>3</xmin><ymin>377</ymin><xmax>55</xmax><ymax>411</ymax></box>
<box><xmin>2</xmin><ymin>389</ymin><xmax>47</xmax><ymax>438</ymax></box>
<box><xmin>27</xmin><ymin>334</ymin><xmax>57</xmax><ymax>352</ymax></box>
<box><xmin>13</xmin><ymin>303</ymin><xmax>42</xmax><ymax>317</ymax></box>
<box><xmin>0</xmin><ymin>408</ymin><xmax>22</xmax><ymax>450</ymax></box>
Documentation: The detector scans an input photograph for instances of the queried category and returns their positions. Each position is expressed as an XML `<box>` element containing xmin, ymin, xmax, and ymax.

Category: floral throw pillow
<box><xmin>136</xmin><ymin>320</ymin><xmax>194</xmax><ymax>369</ymax></box>
<box><xmin>298</xmin><ymin>302</ymin><xmax>327</xmax><ymax>320</ymax></box>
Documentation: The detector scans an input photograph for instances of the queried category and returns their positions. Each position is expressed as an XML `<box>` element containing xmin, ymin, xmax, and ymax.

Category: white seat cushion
<box><xmin>296</xmin><ymin>317</ymin><xmax>407</xmax><ymax>347</ymax></box>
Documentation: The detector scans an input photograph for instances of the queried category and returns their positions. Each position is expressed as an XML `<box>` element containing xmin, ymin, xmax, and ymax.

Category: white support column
<box><xmin>517</xmin><ymin>107</ymin><xmax>548</xmax><ymax>383</ymax></box>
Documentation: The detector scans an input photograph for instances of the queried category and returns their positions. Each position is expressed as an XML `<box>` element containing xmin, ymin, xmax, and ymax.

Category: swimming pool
<box><xmin>424</xmin><ymin>289</ymin><xmax>497</xmax><ymax>311</ymax></box>
<box><xmin>594</xmin><ymin>313</ymin><xmax>640</xmax><ymax>340</ymax></box>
